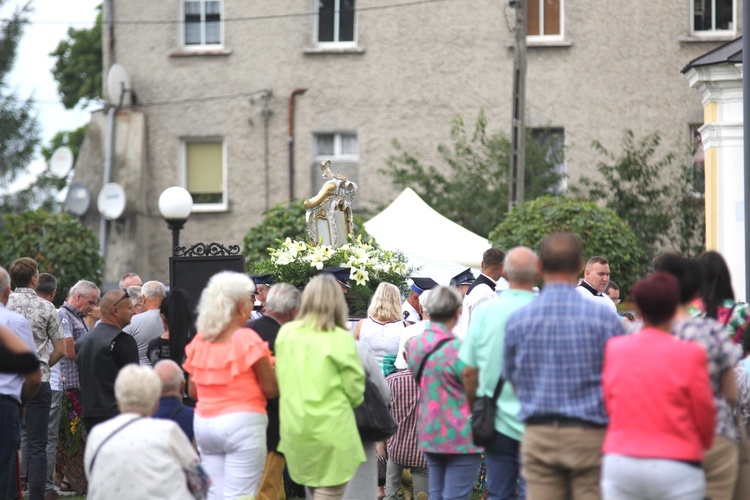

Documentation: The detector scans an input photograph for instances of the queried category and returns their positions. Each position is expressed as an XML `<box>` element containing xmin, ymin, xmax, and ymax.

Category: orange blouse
<box><xmin>183</xmin><ymin>327</ymin><xmax>272</xmax><ymax>418</ymax></box>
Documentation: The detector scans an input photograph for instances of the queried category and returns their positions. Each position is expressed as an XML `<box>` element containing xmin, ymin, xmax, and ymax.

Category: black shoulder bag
<box><xmin>471</xmin><ymin>375</ymin><xmax>505</xmax><ymax>447</ymax></box>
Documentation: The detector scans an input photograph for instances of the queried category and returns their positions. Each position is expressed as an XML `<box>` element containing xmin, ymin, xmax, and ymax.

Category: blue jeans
<box><xmin>424</xmin><ymin>453</ymin><xmax>481</xmax><ymax>500</ymax></box>
<box><xmin>0</xmin><ymin>396</ymin><xmax>21</xmax><ymax>499</ymax></box>
<box><xmin>485</xmin><ymin>431</ymin><xmax>525</xmax><ymax>500</ymax></box>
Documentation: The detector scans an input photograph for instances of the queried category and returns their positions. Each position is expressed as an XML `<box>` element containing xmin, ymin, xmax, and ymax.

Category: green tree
<box><xmin>381</xmin><ymin>111</ymin><xmax>565</xmax><ymax>237</ymax></box>
<box><xmin>50</xmin><ymin>5</ymin><xmax>103</xmax><ymax>109</ymax></box>
<box><xmin>0</xmin><ymin>1</ymin><xmax>39</xmax><ymax>186</ymax></box>
<box><xmin>570</xmin><ymin>130</ymin><xmax>675</xmax><ymax>276</ymax></box>
<box><xmin>2</xmin><ymin>125</ymin><xmax>91</xmax><ymax>213</ymax></box>
<box><xmin>0</xmin><ymin>210</ymin><xmax>103</xmax><ymax>305</ymax></box>
<box><xmin>489</xmin><ymin>196</ymin><xmax>642</xmax><ymax>297</ymax></box>
<box><xmin>669</xmin><ymin>151</ymin><xmax>706</xmax><ymax>258</ymax></box>
<box><xmin>242</xmin><ymin>201</ymin><xmax>371</xmax><ymax>273</ymax></box>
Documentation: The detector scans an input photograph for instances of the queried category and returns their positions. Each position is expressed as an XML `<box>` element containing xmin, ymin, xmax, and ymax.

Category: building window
<box><xmin>690</xmin><ymin>125</ymin><xmax>705</xmax><ymax>194</ymax></box>
<box><xmin>527</xmin><ymin>0</ymin><xmax>563</xmax><ymax>39</ymax></box>
<box><xmin>692</xmin><ymin>0</ymin><xmax>735</xmax><ymax>34</ymax></box>
<box><xmin>184</xmin><ymin>1</ymin><xmax>222</xmax><ymax>46</ymax></box>
<box><xmin>316</xmin><ymin>0</ymin><xmax>356</xmax><ymax>45</ymax></box>
<box><xmin>529</xmin><ymin>127</ymin><xmax>565</xmax><ymax>193</ymax></box>
<box><xmin>184</xmin><ymin>140</ymin><xmax>226</xmax><ymax>210</ymax></box>
<box><xmin>312</xmin><ymin>133</ymin><xmax>359</xmax><ymax>201</ymax></box>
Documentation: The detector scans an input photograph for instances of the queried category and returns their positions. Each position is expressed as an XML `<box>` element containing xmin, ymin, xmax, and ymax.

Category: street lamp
<box><xmin>158</xmin><ymin>186</ymin><xmax>193</xmax><ymax>255</ymax></box>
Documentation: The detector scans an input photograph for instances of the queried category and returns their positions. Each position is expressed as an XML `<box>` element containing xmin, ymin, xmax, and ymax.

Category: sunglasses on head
<box><xmin>113</xmin><ymin>289</ymin><xmax>130</xmax><ymax>308</ymax></box>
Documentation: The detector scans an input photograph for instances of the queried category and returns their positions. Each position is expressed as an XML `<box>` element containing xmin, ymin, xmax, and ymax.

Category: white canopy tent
<box><xmin>364</xmin><ymin>188</ymin><xmax>492</xmax><ymax>284</ymax></box>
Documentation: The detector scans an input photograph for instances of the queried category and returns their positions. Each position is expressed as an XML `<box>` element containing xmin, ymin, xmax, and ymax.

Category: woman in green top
<box><xmin>275</xmin><ymin>274</ymin><xmax>367</xmax><ymax>500</ymax></box>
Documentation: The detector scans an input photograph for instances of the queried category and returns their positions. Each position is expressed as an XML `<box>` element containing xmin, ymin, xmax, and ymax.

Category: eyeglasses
<box><xmin>113</xmin><ymin>289</ymin><xmax>130</xmax><ymax>308</ymax></box>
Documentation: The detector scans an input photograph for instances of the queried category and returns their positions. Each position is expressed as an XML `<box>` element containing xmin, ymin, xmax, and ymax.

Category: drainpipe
<box><xmin>288</xmin><ymin>88</ymin><xmax>307</xmax><ymax>202</ymax></box>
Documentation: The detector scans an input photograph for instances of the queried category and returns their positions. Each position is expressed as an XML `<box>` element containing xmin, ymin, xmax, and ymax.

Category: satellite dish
<box><xmin>106</xmin><ymin>63</ymin><xmax>132</xmax><ymax>107</ymax></box>
<box><xmin>97</xmin><ymin>182</ymin><xmax>127</xmax><ymax>220</ymax></box>
<box><xmin>49</xmin><ymin>146</ymin><xmax>74</xmax><ymax>178</ymax></box>
<box><xmin>64</xmin><ymin>182</ymin><xmax>91</xmax><ymax>216</ymax></box>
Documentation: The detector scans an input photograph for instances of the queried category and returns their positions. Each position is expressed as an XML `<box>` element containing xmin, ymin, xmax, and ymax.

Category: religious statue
<box><xmin>304</xmin><ymin>160</ymin><xmax>358</xmax><ymax>247</ymax></box>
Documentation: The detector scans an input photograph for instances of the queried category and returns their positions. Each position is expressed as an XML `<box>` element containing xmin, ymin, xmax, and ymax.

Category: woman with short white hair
<box><xmin>183</xmin><ymin>271</ymin><xmax>279</xmax><ymax>500</ymax></box>
<box><xmin>84</xmin><ymin>365</ymin><xmax>205</xmax><ymax>499</ymax></box>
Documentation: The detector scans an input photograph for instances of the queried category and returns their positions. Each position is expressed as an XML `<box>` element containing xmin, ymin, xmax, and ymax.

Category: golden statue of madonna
<box><xmin>304</xmin><ymin>160</ymin><xmax>358</xmax><ymax>247</ymax></box>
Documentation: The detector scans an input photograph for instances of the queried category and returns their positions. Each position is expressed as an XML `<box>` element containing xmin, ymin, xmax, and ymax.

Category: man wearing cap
<box><xmin>576</xmin><ymin>256</ymin><xmax>617</xmax><ymax>314</ymax></box>
<box><xmin>402</xmin><ymin>277</ymin><xmax>438</xmax><ymax>324</ymax></box>
<box><xmin>250</xmin><ymin>274</ymin><xmax>275</xmax><ymax>321</ymax></box>
<box><xmin>450</xmin><ymin>269</ymin><xmax>476</xmax><ymax>298</ymax></box>
<box><xmin>320</xmin><ymin>266</ymin><xmax>352</xmax><ymax>295</ymax></box>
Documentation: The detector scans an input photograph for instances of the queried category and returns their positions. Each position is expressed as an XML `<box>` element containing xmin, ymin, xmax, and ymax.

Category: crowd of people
<box><xmin>1</xmin><ymin>231</ymin><xmax>749</xmax><ymax>500</ymax></box>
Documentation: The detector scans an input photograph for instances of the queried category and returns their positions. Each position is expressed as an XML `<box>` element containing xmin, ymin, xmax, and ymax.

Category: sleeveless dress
<box><xmin>358</xmin><ymin>317</ymin><xmax>405</xmax><ymax>377</ymax></box>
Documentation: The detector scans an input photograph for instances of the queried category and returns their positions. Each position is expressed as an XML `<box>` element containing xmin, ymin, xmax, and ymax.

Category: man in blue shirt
<box><xmin>153</xmin><ymin>360</ymin><xmax>194</xmax><ymax>443</ymax></box>
<box><xmin>504</xmin><ymin>233</ymin><xmax>624</xmax><ymax>500</ymax></box>
<box><xmin>0</xmin><ymin>266</ymin><xmax>40</xmax><ymax>499</ymax></box>
<box><xmin>461</xmin><ymin>246</ymin><xmax>540</xmax><ymax>500</ymax></box>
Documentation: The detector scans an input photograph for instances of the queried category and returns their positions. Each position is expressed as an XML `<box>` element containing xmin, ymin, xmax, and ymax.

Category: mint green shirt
<box><xmin>459</xmin><ymin>289</ymin><xmax>535</xmax><ymax>441</ymax></box>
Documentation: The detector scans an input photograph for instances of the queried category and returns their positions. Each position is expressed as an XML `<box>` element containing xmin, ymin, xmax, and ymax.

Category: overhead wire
<box><xmin>0</xmin><ymin>0</ymin><xmax>446</xmax><ymax>27</ymax></box>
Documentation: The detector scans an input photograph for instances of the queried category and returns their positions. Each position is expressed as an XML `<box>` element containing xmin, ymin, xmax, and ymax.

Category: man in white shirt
<box><xmin>576</xmin><ymin>256</ymin><xmax>617</xmax><ymax>313</ymax></box>
<box><xmin>454</xmin><ymin>247</ymin><xmax>505</xmax><ymax>338</ymax></box>
<box><xmin>401</xmin><ymin>277</ymin><xmax>437</xmax><ymax>324</ymax></box>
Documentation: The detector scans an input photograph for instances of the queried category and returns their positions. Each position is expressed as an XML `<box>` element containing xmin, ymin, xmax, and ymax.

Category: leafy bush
<box><xmin>570</xmin><ymin>130</ymin><xmax>681</xmax><ymax>274</ymax></box>
<box><xmin>381</xmin><ymin>111</ymin><xmax>565</xmax><ymax>237</ymax></box>
<box><xmin>0</xmin><ymin>210</ymin><xmax>103</xmax><ymax>304</ymax></box>
<box><xmin>489</xmin><ymin>196</ymin><xmax>642</xmax><ymax>297</ymax></box>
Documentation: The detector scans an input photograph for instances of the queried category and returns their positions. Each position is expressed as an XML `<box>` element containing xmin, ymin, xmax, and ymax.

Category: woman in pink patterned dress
<box><xmin>406</xmin><ymin>286</ymin><xmax>481</xmax><ymax>500</ymax></box>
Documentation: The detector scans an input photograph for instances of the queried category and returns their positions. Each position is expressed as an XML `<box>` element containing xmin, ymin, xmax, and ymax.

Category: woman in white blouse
<box><xmin>354</xmin><ymin>282</ymin><xmax>406</xmax><ymax>377</ymax></box>
<box><xmin>85</xmin><ymin>365</ymin><xmax>206</xmax><ymax>500</ymax></box>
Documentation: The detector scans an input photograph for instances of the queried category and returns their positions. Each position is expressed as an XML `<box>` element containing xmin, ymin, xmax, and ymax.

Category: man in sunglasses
<box><xmin>75</xmin><ymin>289</ymin><xmax>139</xmax><ymax>433</ymax></box>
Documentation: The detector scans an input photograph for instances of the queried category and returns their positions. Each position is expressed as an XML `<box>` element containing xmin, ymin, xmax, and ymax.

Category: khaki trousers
<box><xmin>521</xmin><ymin>424</ymin><xmax>606</xmax><ymax>500</ymax></box>
<box><xmin>703</xmin><ymin>435</ymin><xmax>739</xmax><ymax>500</ymax></box>
<box><xmin>256</xmin><ymin>450</ymin><xmax>286</xmax><ymax>500</ymax></box>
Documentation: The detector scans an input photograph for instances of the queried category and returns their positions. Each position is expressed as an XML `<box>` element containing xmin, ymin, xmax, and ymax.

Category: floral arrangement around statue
<box><xmin>254</xmin><ymin>235</ymin><xmax>413</xmax><ymax>317</ymax></box>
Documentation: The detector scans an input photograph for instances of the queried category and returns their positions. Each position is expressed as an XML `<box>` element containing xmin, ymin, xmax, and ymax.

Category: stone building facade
<box><xmin>76</xmin><ymin>0</ymin><xmax>742</xmax><ymax>283</ymax></box>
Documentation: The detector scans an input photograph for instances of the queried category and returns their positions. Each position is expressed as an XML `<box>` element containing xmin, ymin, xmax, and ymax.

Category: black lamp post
<box><xmin>158</xmin><ymin>187</ymin><xmax>193</xmax><ymax>255</ymax></box>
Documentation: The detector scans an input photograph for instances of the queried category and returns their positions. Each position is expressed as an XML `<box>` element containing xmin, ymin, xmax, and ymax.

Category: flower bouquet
<box><xmin>254</xmin><ymin>235</ymin><xmax>413</xmax><ymax>317</ymax></box>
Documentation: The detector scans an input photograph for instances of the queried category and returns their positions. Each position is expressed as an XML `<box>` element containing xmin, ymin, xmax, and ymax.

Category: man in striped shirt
<box><xmin>384</xmin><ymin>344</ymin><xmax>428</xmax><ymax>500</ymax></box>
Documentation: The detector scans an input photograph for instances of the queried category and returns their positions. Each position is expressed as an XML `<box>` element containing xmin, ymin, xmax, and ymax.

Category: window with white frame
<box><xmin>184</xmin><ymin>139</ymin><xmax>226</xmax><ymax>210</ymax></box>
<box><xmin>315</xmin><ymin>0</ymin><xmax>356</xmax><ymax>45</ymax></box>
<box><xmin>527</xmin><ymin>0</ymin><xmax>563</xmax><ymax>39</ymax></box>
<box><xmin>184</xmin><ymin>1</ymin><xmax>222</xmax><ymax>47</ymax></box>
<box><xmin>530</xmin><ymin>127</ymin><xmax>566</xmax><ymax>193</ymax></box>
<box><xmin>692</xmin><ymin>0</ymin><xmax>735</xmax><ymax>34</ymax></box>
<box><xmin>312</xmin><ymin>133</ymin><xmax>359</xmax><ymax>201</ymax></box>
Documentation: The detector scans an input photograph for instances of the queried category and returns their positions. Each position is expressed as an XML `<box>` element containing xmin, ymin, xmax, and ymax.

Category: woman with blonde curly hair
<box><xmin>354</xmin><ymin>282</ymin><xmax>406</xmax><ymax>376</ymax></box>
<box><xmin>183</xmin><ymin>271</ymin><xmax>278</xmax><ymax>500</ymax></box>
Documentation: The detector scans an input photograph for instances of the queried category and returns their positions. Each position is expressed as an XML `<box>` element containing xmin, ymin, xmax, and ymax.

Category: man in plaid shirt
<box><xmin>384</xmin><ymin>343</ymin><xmax>428</xmax><ymax>500</ymax></box>
<box><xmin>504</xmin><ymin>233</ymin><xmax>625</xmax><ymax>500</ymax></box>
<box><xmin>59</xmin><ymin>280</ymin><xmax>100</xmax><ymax>393</ymax></box>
